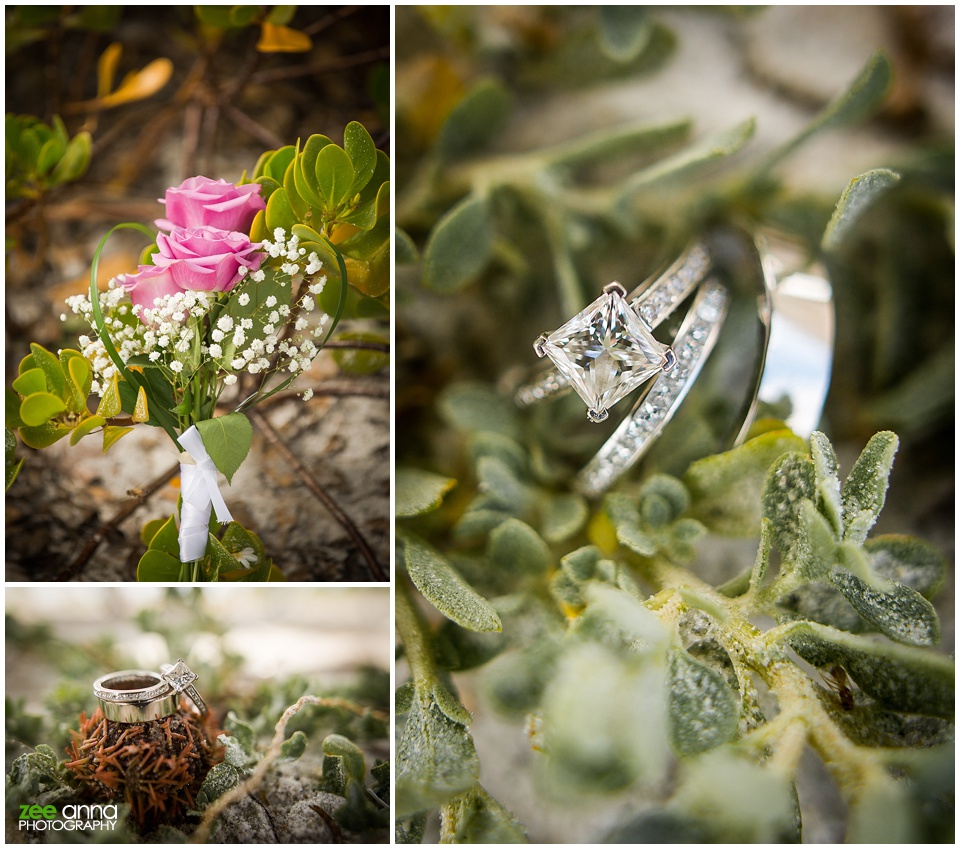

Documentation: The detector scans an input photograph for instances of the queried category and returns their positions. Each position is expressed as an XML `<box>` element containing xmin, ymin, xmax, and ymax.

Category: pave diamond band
<box><xmin>517</xmin><ymin>242</ymin><xmax>711</xmax><ymax>413</ymax></box>
<box><xmin>93</xmin><ymin>660</ymin><xmax>207</xmax><ymax>723</ymax></box>
<box><xmin>577</xmin><ymin>280</ymin><xmax>729</xmax><ymax>496</ymax></box>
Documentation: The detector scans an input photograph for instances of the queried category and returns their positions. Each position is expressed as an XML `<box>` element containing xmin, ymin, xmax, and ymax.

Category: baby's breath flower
<box><xmin>237</xmin><ymin>292</ymin><xmax>250</xmax><ymax>306</ymax></box>
<box><xmin>231</xmin><ymin>358</ymin><xmax>245</xmax><ymax>370</ymax></box>
<box><xmin>301</xmin><ymin>295</ymin><xmax>315</xmax><ymax>312</ymax></box>
<box><xmin>169</xmin><ymin>361</ymin><xmax>183</xmax><ymax>374</ymax></box>
<box><xmin>301</xmin><ymin>388</ymin><xmax>314</xmax><ymax>401</ymax></box>
<box><xmin>217</xmin><ymin>315</ymin><xmax>234</xmax><ymax>332</ymax></box>
<box><xmin>251</xmin><ymin>269</ymin><xmax>265</xmax><ymax>282</ymax></box>
<box><xmin>208</xmin><ymin>343</ymin><xmax>222</xmax><ymax>358</ymax></box>
<box><xmin>223</xmin><ymin>374</ymin><xmax>238</xmax><ymax>386</ymax></box>
<box><xmin>211</xmin><ymin>329</ymin><xmax>225</xmax><ymax>343</ymax></box>
<box><xmin>265</xmin><ymin>295</ymin><xmax>277</xmax><ymax>308</ymax></box>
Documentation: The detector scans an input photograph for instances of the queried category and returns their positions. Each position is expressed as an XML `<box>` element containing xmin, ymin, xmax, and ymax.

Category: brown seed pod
<box><xmin>64</xmin><ymin>707</ymin><xmax>222</xmax><ymax>830</ymax></box>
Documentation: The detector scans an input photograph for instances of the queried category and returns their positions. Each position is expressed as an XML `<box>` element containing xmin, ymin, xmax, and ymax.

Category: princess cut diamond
<box><xmin>535</xmin><ymin>285</ymin><xmax>671</xmax><ymax>422</ymax></box>
<box><xmin>161</xmin><ymin>659</ymin><xmax>198</xmax><ymax>693</ymax></box>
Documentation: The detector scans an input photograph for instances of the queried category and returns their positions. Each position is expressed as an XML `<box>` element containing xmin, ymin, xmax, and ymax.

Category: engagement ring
<box><xmin>93</xmin><ymin>659</ymin><xmax>207</xmax><ymax>722</ymax></box>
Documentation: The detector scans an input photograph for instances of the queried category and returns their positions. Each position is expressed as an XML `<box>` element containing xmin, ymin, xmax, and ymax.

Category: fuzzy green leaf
<box><xmin>667</xmin><ymin>648</ymin><xmax>739</xmax><ymax>757</ymax></box>
<box><xmin>597</xmin><ymin>6</ymin><xmax>651</xmax><ymax>62</ymax></box>
<box><xmin>783</xmin><ymin>621</ymin><xmax>954</xmax><ymax>718</ymax></box>
<box><xmin>488</xmin><ymin>518</ymin><xmax>551</xmax><ymax>577</ymax></box>
<box><xmin>541</xmin><ymin>492</ymin><xmax>588</xmax><ymax>543</ymax></box>
<box><xmin>794</xmin><ymin>499</ymin><xmax>838</xmax><ymax>579</ymax></box>
<box><xmin>196</xmin><ymin>762</ymin><xmax>241</xmax><ymax>809</ymax></box>
<box><xmin>439</xmin><ymin>382</ymin><xmax>521</xmax><ymax>440</ymax></box>
<box><xmin>829</xmin><ymin>563</ymin><xmax>940</xmax><ymax>647</ymax></box>
<box><xmin>395</xmin><ymin>227</ymin><xmax>420</xmax><ymax>264</ymax></box>
<box><xmin>442</xmin><ymin>785</ymin><xmax>528</xmax><ymax>844</ymax></box>
<box><xmin>822</xmin><ymin>168</ymin><xmax>901</xmax><ymax>251</ymax></box>
<box><xmin>395</xmin><ymin>468</ymin><xmax>457</xmax><ymax>518</ymax></box>
<box><xmin>321</xmin><ymin>734</ymin><xmax>364</xmax><ymax>777</ymax></box>
<box><xmin>437</xmin><ymin>79</ymin><xmax>513</xmax><ymax>159</ymax></box>
<box><xmin>761</xmin><ymin>452</ymin><xmax>816</xmax><ymax>558</ymax></box>
<box><xmin>422</xmin><ymin>194</ymin><xmax>494</xmax><ymax>292</ymax></box>
<box><xmin>194</xmin><ymin>413</ymin><xmax>253</xmax><ymax>485</ymax></box>
<box><xmin>686</xmin><ymin>430</ymin><xmax>808</xmax><ymax>536</ymax></box>
<box><xmin>865</xmin><ymin>535</ymin><xmax>946</xmax><ymax>598</ymax></box>
<box><xmin>476</xmin><ymin>456</ymin><xmax>531</xmax><ymax>515</ymax></box>
<box><xmin>402</xmin><ymin>533</ymin><xmax>501</xmax><ymax>633</ymax></box>
<box><xmin>396</xmin><ymin>691</ymin><xmax>480</xmax><ymax>818</ymax></box>
<box><xmin>841</xmin><ymin>431</ymin><xmax>898</xmax><ymax>545</ymax></box>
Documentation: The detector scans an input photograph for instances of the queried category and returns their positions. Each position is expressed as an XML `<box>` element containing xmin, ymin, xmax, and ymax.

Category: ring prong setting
<box><xmin>587</xmin><ymin>407</ymin><xmax>609</xmax><ymax>423</ymax></box>
<box><xmin>534</xmin><ymin>335</ymin><xmax>548</xmax><ymax>357</ymax></box>
<box><xmin>603</xmin><ymin>281</ymin><xmax>628</xmax><ymax>298</ymax></box>
<box><xmin>663</xmin><ymin>347</ymin><xmax>677</xmax><ymax>372</ymax></box>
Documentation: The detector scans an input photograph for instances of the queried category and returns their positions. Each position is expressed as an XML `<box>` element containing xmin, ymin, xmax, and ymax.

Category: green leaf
<box><xmin>488</xmin><ymin>518</ymin><xmax>551</xmax><ymax>577</ymax></box>
<box><xmin>49</xmin><ymin>130</ymin><xmax>91</xmax><ymax>185</ymax></box>
<box><xmin>619</xmin><ymin>118</ymin><xmax>755</xmax><ymax>199</ymax></box>
<box><xmin>865</xmin><ymin>535</ymin><xmax>946</xmax><ymax>598</ymax></box>
<box><xmin>822</xmin><ymin>168</ymin><xmax>901</xmax><ymax>251</ymax></box>
<box><xmin>439</xmin><ymin>382</ymin><xmax>521</xmax><ymax>441</ymax></box>
<box><xmin>761</xmin><ymin>452</ymin><xmax>816</xmax><ymax>558</ymax></box>
<box><xmin>6</xmin><ymin>428</ymin><xmax>24</xmax><ymax>491</ymax></box>
<box><xmin>686</xmin><ymin>430</ymin><xmax>808</xmax><ymax>536</ymax></box>
<box><xmin>146</xmin><ymin>514</ymin><xmax>180</xmax><ymax>557</ymax></box>
<box><xmin>194</xmin><ymin>413</ymin><xmax>253</xmax><ymax>485</ymax></box>
<box><xmin>437</xmin><ymin>78</ymin><xmax>513</xmax><ymax>160</ymax></box>
<box><xmin>758</xmin><ymin>52</ymin><xmax>893</xmax><ymax>174</ymax></box>
<box><xmin>196</xmin><ymin>762</ymin><xmax>241</xmax><ymax>809</ymax></box>
<box><xmin>829</xmin><ymin>563</ymin><xmax>940</xmax><ymax>647</ymax></box>
<box><xmin>322</xmin><ymin>733</ymin><xmax>365</xmax><ymax>779</ymax></box>
<box><xmin>396</xmin><ymin>690</ymin><xmax>480</xmax><ymax>818</ymax></box>
<box><xmin>422</xmin><ymin>194</ymin><xmax>494</xmax><ymax>293</ymax></box>
<box><xmin>19</xmin><ymin>392</ymin><xmax>66</xmax><ymax>427</ymax></box>
<box><xmin>841</xmin><ymin>431</ymin><xmax>898</xmax><ymax>545</ymax></box>
<box><xmin>395</xmin><ymin>467</ymin><xmax>457</xmax><ymax>518</ymax></box>
<box><xmin>278</xmin><ymin>730</ymin><xmax>307</xmax><ymax>762</ymax></box>
<box><xmin>69</xmin><ymin>414</ymin><xmax>105</xmax><ymax>446</ymax></box>
<box><xmin>64</xmin><ymin>352</ymin><xmax>92</xmax><ymax>410</ymax></box>
<box><xmin>315</xmin><ymin>143</ymin><xmax>355</xmax><ymax>210</ymax></box>
<box><xmin>136</xmin><ymin>549</ymin><xmax>183</xmax><ymax>581</ymax></box>
<box><xmin>667</xmin><ymin>648</ymin><xmax>739</xmax><ymax>756</ymax></box>
<box><xmin>395</xmin><ymin>227</ymin><xmax>420</xmax><ymax>264</ymax></box>
<box><xmin>541</xmin><ymin>492</ymin><xmax>588</xmax><ymax>543</ymax></box>
<box><xmin>6</xmin><ymin>387</ymin><xmax>25</xmax><ymax>429</ymax></box>
<box><xmin>782</xmin><ymin>621</ymin><xmax>954</xmax><ymax>718</ymax></box>
<box><xmin>28</xmin><ymin>343</ymin><xmax>65</xmax><ymax>398</ymax></box>
<box><xmin>809</xmin><ymin>430</ymin><xmax>843</xmax><ymax>534</ymax></box>
<box><xmin>401</xmin><ymin>533</ymin><xmax>501</xmax><ymax>633</ymax></box>
<box><xmin>794</xmin><ymin>499</ymin><xmax>838</xmax><ymax>579</ymax></box>
<box><xmin>542</xmin><ymin>119</ymin><xmax>691</xmax><ymax>169</ymax></box>
<box><xmin>264</xmin><ymin>186</ymin><xmax>298</xmax><ymax>234</ymax></box>
<box><xmin>101</xmin><ymin>425</ymin><xmax>134</xmax><ymax>452</ymax></box>
<box><xmin>441</xmin><ymin>785</ymin><xmax>528</xmax><ymax>844</ymax></box>
<box><xmin>343</xmin><ymin>121</ymin><xmax>377</xmax><ymax>195</ymax></box>
<box><xmin>434</xmin><ymin>618</ymin><xmax>505</xmax><ymax>672</ymax></box>
<box><xmin>18</xmin><ymin>420</ymin><xmax>72</xmax><ymax>449</ymax></box>
<box><xmin>12</xmin><ymin>367</ymin><xmax>47</xmax><ymax>398</ymax></box>
<box><xmin>597</xmin><ymin>6</ymin><xmax>651</xmax><ymax>62</ymax></box>
<box><xmin>476</xmin><ymin>456</ymin><xmax>532</xmax><ymax>516</ymax></box>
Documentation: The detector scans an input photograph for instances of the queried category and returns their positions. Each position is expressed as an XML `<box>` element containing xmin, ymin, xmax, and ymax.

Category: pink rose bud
<box><xmin>156</xmin><ymin>176</ymin><xmax>266</xmax><ymax>233</ymax></box>
<box><xmin>153</xmin><ymin>226</ymin><xmax>263</xmax><ymax>293</ymax></box>
<box><xmin>119</xmin><ymin>265</ymin><xmax>181</xmax><ymax>317</ymax></box>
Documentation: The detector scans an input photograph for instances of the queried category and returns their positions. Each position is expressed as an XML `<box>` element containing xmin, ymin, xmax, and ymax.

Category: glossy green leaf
<box><xmin>66</xmin><ymin>354</ymin><xmax>92</xmax><ymax>410</ymax></box>
<box><xmin>422</xmin><ymin>194</ymin><xmax>494</xmax><ymax>292</ymax></box>
<box><xmin>396</xmin><ymin>689</ymin><xmax>480</xmax><ymax>817</ymax></box>
<box><xmin>11</xmin><ymin>368</ymin><xmax>47</xmax><ymax>398</ymax></box>
<box><xmin>686</xmin><ymin>430</ymin><xmax>808</xmax><ymax>536</ymax></box>
<box><xmin>194</xmin><ymin>413</ymin><xmax>252</xmax><ymax>485</ymax></box>
<box><xmin>343</xmin><ymin>121</ymin><xmax>377</xmax><ymax>195</ymax></box>
<box><xmin>19</xmin><ymin>420</ymin><xmax>72</xmax><ymax>449</ymax></box>
<box><xmin>315</xmin><ymin>143</ymin><xmax>355</xmax><ymax>210</ymax></box>
<box><xmin>36</xmin><ymin>136</ymin><xmax>65</xmax><ymax>176</ymax></box>
<box><xmin>50</xmin><ymin>131</ymin><xmax>91</xmax><ymax>185</ymax></box>
<box><xmin>28</xmin><ymin>343</ymin><xmax>65</xmax><ymax>398</ymax></box>
<box><xmin>667</xmin><ymin>647</ymin><xmax>739</xmax><ymax>756</ymax></box>
<box><xmin>101</xmin><ymin>424</ymin><xmax>134</xmax><ymax>452</ymax></box>
<box><xmin>264</xmin><ymin>186</ymin><xmax>298</xmax><ymax>234</ymax></box>
<box><xmin>5</xmin><ymin>428</ymin><xmax>23</xmax><ymax>492</ymax></box>
<box><xmin>137</xmin><ymin>549</ymin><xmax>183</xmax><ymax>581</ymax></box>
<box><xmin>294</xmin><ymin>135</ymin><xmax>332</xmax><ymax>209</ymax></box>
<box><xmin>395</xmin><ymin>468</ymin><xmax>457</xmax><ymax>518</ymax></box>
<box><xmin>69</xmin><ymin>414</ymin><xmax>105</xmax><ymax>446</ymax></box>
<box><xmin>402</xmin><ymin>533</ymin><xmax>501</xmax><ymax>633</ymax></box>
<box><xmin>19</xmin><ymin>392</ymin><xmax>66</xmax><ymax>427</ymax></box>
<box><xmin>6</xmin><ymin>388</ymin><xmax>25</xmax><ymax>429</ymax></box>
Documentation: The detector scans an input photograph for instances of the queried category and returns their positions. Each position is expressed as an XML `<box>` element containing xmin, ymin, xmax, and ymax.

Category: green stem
<box><xmin>396</xmin><ymin>576</ymin><xmax>438</xmax><ymax>685</ymax></box>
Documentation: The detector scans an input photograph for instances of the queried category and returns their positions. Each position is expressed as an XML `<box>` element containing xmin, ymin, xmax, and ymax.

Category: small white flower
<box><xmin>251</xmin><ymin>269</ymin><xmax>265</xmax><ymax>282</ymax></box>
<box><xmin>170</xmin><ymin>361</ymin><xmax>183</xmax><ymax>373</ymax></box>
<box><xmin>237</xmin><ymin>292</ymin><xmax>250</xmax><ymax>306</ymax></box>
<box><xmin>273</xmin><ymin>227</ymin><xmax>286</xmax><ymax>243</ymax></box>
<box><xmin>265</xmin><ymin>295</ymin><xmax>277</xmax><ymax>308</ymax></box>
<box><xmin>217</xmin><ymin>315</ymin><xmax>234</xmax><ymax>332</ymax></box>
<box><xmin>301</xmin><ymin>295</ymin><xmax>315</xmax><ymax>312</ymax></box>
<box><xmin>231</xmin><ymin>358</ymin><xmax>246</xmax><ymax>370</ymax></box>
<box><xmin>281</xmin><ymin>262</ymin><xmax>299</xmax><ymax>275</ymax></box>
<box><xmin>301</xmin><ymin>388</ymin><xmax>314</xmax><ymax>401</ymax></box>
<box><xmin>268</xmin><ymin>311</ymin><xmax>280</xmax><ymax>324</ymax></box>
<box><xmin>158</xmin><ymin>335</ymin><xmax>170</xmax><ymax>348</ymax></box>
<box><xmin>223</xmin><ymin>374</ymin><xmax>238</xmax><ymax>386</ymax></box>
<box><xmin>208</xmin><ymin>344</ymin><xmax>222</xmax><ymax>358</ymax></box>
<box><xmin>211</xmin><ymin>329</ymin><xmax>225</xmax><ymax>343</ymax></box>
<box><xmin>241</xmin><ymin>318</ymin><xmax>253</xmax><ymax>330</ymax></box>
<box><xmin>233</xmin><ymin>328</ymin><xmax>246</xmax><ymax>346</ymax></box>
<box><xmin>149</xmin><ymin>351</ymin><xmax>161</xmax><ymax>362</ymax></box>
<box><xmin>295</xmin><ymin>317</ymin><xmax>309</xmax><ymax>331</ymax></box>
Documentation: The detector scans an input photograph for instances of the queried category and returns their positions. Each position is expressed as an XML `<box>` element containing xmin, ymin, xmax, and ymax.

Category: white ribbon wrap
<box><xmin>177</xmin><ymin>425</ymin><xmax>233</xmax><ymax>562</ymax></box>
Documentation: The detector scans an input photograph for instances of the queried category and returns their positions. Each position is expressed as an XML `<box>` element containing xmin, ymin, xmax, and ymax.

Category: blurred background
<box><xmin>5</xmin><ymin>5</ymin><xmax>390</xmax><ymax>581</ymax></box>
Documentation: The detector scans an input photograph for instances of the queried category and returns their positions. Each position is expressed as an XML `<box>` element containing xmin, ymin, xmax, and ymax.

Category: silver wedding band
<box><xmin>93</xmin><ymin>659</ymin><xmax>207</xmax><ymax>722</ymax></box>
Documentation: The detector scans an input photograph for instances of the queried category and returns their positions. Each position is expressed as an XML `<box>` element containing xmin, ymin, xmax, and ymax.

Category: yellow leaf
<box><xmin>257</xmin><ymin>22</ymin><xmax>312</xmax><ymax>53</ymax></box>
<box><xmin>95</xmin><ymin>373</ymin><xmax>122</xmax><ymax>419</ymax></box>
<box><xmin>101</xmin><ymin>425</ymin><xmax>134</xmax><ymax>453</ymax></box>
<box><xmin>133</xmin><ymin>386</ymin><xmax>149</xmax><ymax>423</ymax></box>
<box><xmin>97</xmin><ymin>42</ymin><xmax>123</xmax><ymax>99</ymax></box>
<box><xmin>69</xmin><ymin>58</ymin><xmax>173</xmax><ymax>112</ymax></box>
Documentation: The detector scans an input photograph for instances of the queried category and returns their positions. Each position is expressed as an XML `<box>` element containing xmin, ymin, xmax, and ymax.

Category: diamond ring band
<box><xmin>516</xmin><ymin>231</ymin><xmax>834</xmax><ymax>496</ymax></box>
<box><xmin>93</xmin><ymin>659</ymin><xmax>207</xmax><ymax>722</ymax></box>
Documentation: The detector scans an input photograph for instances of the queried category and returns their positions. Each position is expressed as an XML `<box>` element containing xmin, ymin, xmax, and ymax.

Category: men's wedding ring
<box><xmin>93</xmin><ymin>659</ymin><xmax>207</xmax><ymax>722</ymax></box>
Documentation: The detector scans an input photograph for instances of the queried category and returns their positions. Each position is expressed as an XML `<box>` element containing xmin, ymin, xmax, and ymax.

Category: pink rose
<box><xmin>153</xmin><ymin>226</ymin><xmax>263</xmax><ymax>293</ymax></box>
<box><xmin>119</xmin><ymin>264</ymin><xmax>181</xmax><ymax>317</ymax></box>
<box><xmin>156</xmin><ymin>176</ymin><xmax>265</xmax><ymax>233</ymax></box>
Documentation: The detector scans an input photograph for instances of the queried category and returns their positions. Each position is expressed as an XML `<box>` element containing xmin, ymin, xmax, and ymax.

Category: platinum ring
<box><xmin>577</xmin><ymin>279</ymin><xmax>729</xmax><ymax>496</ymax></box>
<box><xmin>160</xmin><ymin>658</ymin><xmax>208</xmax><ymax>716</ymax></box>
<box><xmin>516</xmin><ymin>241</ymin><xmax>712</xmax><ymax>417</ymax></box>
<box><xmin>93</xmin><ymin>669</ymin><xmax>178</xmax><ymax>722</ymax></box>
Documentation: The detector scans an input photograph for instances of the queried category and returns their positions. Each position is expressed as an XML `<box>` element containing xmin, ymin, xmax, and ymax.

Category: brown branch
<box><xmin>248</xmin><ymin>407</ymin><xmax>387</xmax><ymax>582</ymax></box>
<box><xmin>251</xmin><ymin>47</ymin><xmax>390</xmax><ymax>86</ymax></box>
<box><xmin>302</xmin><ymin>5</ymin><xmax>363</xmax><ymax>37</ymax></box>
<box><xmin>54</xmin><ymin>461</ymin><xmax>181</xmax><ymax>582</ymax></box>
<box><xmin>222</xmin><ymin>104</ymin><xmax>286</xmax><ymax>151</ymax></box>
